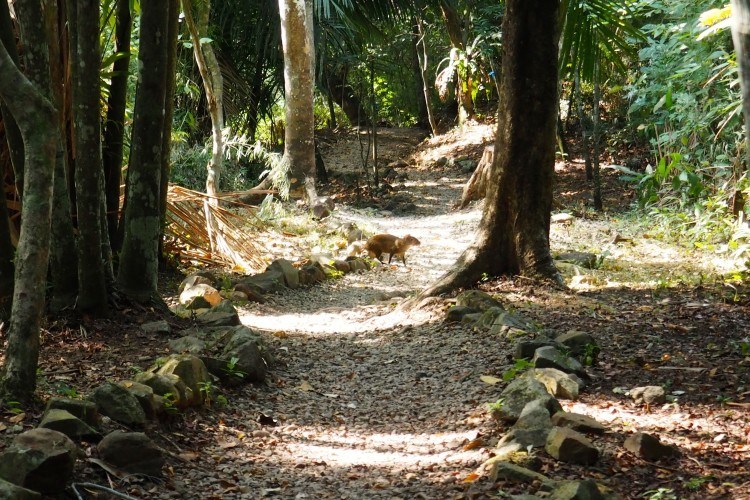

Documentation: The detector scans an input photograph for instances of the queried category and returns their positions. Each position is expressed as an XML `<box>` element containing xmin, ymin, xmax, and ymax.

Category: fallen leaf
<box><xmin>298</xmin><ymin>380</ymin><xmax>314</xmax><ymax>392</ymax></box>
<box><xmin>0</xmin><ymin>423</ymin><xmax>6</xmax><ymax>432</ymax></box>
<box><xmin>480</xmin><ymin>375</ymin><xmax>501</xmax><ymax>385</ymax></box>
<box><xmin>463</xmin><ymin>473</ymin><xmax>480</xmax><ymax>483</ymax></box>
<box><xmin>178</xmin><ymin>451</ymin><xmax>200</xmax><ymax>461</ymax></box>
<box><xmin>9</xmin><ymin>413</ymin><xmax>25</xmax><ymax>424</ymax></box>
<box><xmin>463</xmin><ymin>438</ymin><xmax>484</xmax><ymax>450</ymax></box>
<box><xmin>323</xmin><ymin>393</ymin><xmax>339</xmax><ymax>398</ymax></box>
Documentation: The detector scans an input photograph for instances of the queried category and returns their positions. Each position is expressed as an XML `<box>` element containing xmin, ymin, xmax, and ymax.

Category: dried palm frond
<box><xmin>165</xmin><ymin>184</ymin><xmax>270</xmax><ymax>273</ymax></box>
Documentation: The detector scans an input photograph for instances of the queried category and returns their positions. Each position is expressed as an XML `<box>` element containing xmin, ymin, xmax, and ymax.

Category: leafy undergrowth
<box><xmin>1</xmin><ymin>122</ymin><xmax>749</xmax><ymax>499</ymax></box>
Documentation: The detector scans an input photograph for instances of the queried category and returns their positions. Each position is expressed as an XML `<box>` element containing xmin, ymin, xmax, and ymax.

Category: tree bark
<box><xmin>183</xmin><ymin>0</ymin><xmax>226</xmax><ymax>253</ymax></box>
<box><xmin>733</xmin><ymin>0</ymin><xmax>750</xmax><ymax>171</ymax></box>
<box><xmin>592</xmin><ymin>75</ymin><xmax>603</xmax><ymax>211</ymax></box>
<box><xmin>0</xmin><ymin>0</ymin><xmax>20</xmax><ymax>313</ymax></box>
<box><xmin>116</xmin><ymin>2</ymin><xmax>169</xmax><ymax>301</ymax></box>
<box><xmin>278</xmin><ymin>0</ymin><xmax>317</xmax><ymax>202</ymax></box>
<box><xmin>70</xmin><ymin>0</ymin><xmax>107</xmax><ymax>314</ymax></box>
<box><xmin>47</xmin><ymin>0</ymin><xmax>79</xmax><ymax>311</ymax></box>
<box><xmin>414</xmin><ymin>14</ymin><xmax>438</xmax><ymax>136</ymax></box>
<box><xmin>159</xmin><ymin>0</ymin><xmax>180</xmax><ymax>266</ymax></box>
<box><xmin>0</xmin><ymin>0</ymin><xmax>24</xmax><ymax>196</ymax></box>
<box><xmin>439</xmin><ymin>0</ymin><xmax>473</xmax><ymax>124</ymax></box>
<box><xmin>421</xmin><ymin>0</ymin><xmax>562</xmax><ymax>298</ymax></box>
<box><xmin>102</xmin><ymin>0</ymin><xmax>131</xmax><ymax>252</ymax></box>
<box><xmin>0</xmin><ymin>21</ymin><xmax>57</xmax><ymax>402</ymax></box>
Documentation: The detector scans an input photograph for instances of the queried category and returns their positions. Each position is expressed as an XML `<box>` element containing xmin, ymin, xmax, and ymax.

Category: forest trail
<box><xmin>24</xmin><ymin>123</ymin><xmax>750</xmax><ymax>499</ymax></box>
<box><xmin>187</xmin><ymin>124</ymin><xmax>749</xmax><ymax>498</ymax></box>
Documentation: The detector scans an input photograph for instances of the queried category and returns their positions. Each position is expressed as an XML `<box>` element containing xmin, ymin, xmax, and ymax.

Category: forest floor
<box><xmin>3</xmin><ymin>122</ymin><xmax>750</xmax><ymax>499</ymax></box>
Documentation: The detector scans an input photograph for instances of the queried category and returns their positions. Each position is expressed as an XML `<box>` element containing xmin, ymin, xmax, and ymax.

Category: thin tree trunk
<box><xmin>439</xmin><ymin>0</ymin><xmax>473</xmax><ymax>124</ymax></box>
<box><xmin>158</xmin><ymin>0</ymin><xmax>180</xmax><ymax>266</ymax></box>
<box><xmin>411</xmin><ymin>16</ymin><xmax>429</xmax><ymax>129</ymax></box>
<box><xmin>415</xmin><ymin>14</ymin><xmax>438</xmax><ymax>136</ymax></box>
<box><xmin>70</xmin><ymin>0</ymin><xmax>107</xmax><ymax>314</ymax></box>
<box><xmin>117</xmin><ymin>2</ymin><xmax>169</xmax><ymax>301</ymax></box>
<box><xmin>421</xmin><ymin>0</ymin><xmax>562</xmax><ymax>298</ymax></box>
<box><xmin>370</xmin><ymin>59</ymin><xmax>379</xmax><ymax>189</ymax></box>
<box><xmin>102</xmin><ymin>0</ymin><xmax>131</xmax><ymax>252</ymax></box>
<box><xmin>732</xmin><ymin>0</ymin><xmax>750</xmax><ymax>171</ymax></box>
<box><xmin>592</xmin><ymin>75</ymin><xmax>603</xmax><ymax>211</ymax></box>
<box><xmin>0</xmin><ymin>25</ymin><xmax>57</xmax><ymax>402</ymax></box>
<box><xmin>0</xmin><ymin>0</ymin><xmax>20</xmax><ymax>313</ymax></box>
<box><xmin>574</xmin><ymin>74</ymin><xmax>593</xmax><ymax>181</ymax></box>
<box><xmin>278</xmin><ymin>0</ymin><xmax>317</xmax><ymax>203</ymax></box>
<box><xmin>0</xmin><ymin>0</ymin><xmax>24</xmax><ymax>196</ymax></box>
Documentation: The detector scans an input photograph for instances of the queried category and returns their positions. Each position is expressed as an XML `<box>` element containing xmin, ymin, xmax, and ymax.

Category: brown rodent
<box><xmin>364</xmin><ymin>233</ymin><xmax>421</xmax><ymax>265</ymax></box>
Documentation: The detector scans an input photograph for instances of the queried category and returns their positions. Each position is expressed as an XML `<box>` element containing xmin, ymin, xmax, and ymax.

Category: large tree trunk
<box><xmin>421</xmin><ymin>0</ymin><xmax>562</xmax><ymax>298</ymax></box>
<box><xmin>0</xmin><ymin>15</ymin><xmax>57</xmax><ymax>402</ymax></box>
<box><xmin>0</xmin><ymin>183</ymin><xmax>12</xmax><ymax>318</ymax></box>
<box><xmin>48</xmin><ymin>0</ymin><xmax>79</xmax><ymax>311</ymax></box>
<box><xmin>102</xmin><ymin>0</ymin><xmax>131</xmax><ymax>252</ymax></box>
<box><xmin>116</xmin><ymin>2</ymin><xmax>169</xmax><ymax>301</ymax></box>
<box><xmin>69</xmin><ymin>0</ymin><xmax>107</xmax><ymax>314</ymax></box>
<box><xmin>279</xmin><ymin>0</ymin><xmax>317</xmax><ymax>202</ymax></box>
<box><xmin>733</xmin><ymin>0</ymin><xmax>750</xmax><ymax>171</ymax></box>
<box><xmin>159</xmin><ymin>0</ymin><xmax>180</xmax><ymax>266</ymax></box>
<box><xmin>326</xmin><ymin>68</ymin><xmax>369</xmax><ymax>127</ymax></box>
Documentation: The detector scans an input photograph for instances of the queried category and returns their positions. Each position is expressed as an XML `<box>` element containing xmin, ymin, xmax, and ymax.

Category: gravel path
<box><xmin>178</xmin><ymin>127</ymin><xmax>510</xmax><ymax>498</ymax></box>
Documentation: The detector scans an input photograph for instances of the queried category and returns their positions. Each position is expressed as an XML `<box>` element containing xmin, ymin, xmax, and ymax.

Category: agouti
<box><xmin>364</xmin><ymin>233</ymin><xmax>421</xmax><ymax>265</ymax></box>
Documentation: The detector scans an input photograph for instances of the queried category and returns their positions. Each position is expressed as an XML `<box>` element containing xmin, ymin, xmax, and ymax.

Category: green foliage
<box><xmin>4</xmin><ymin>401</ymin><xmax>23</xmax><ymax>414</ymax></box>
<box><xmin>54</xmin><ymin>383</ymin><xmax>80</xmax><ymax>399</ymax></box>
<box><xmin>502</xmin><ymin>359</ymin><xmax>534</xmax><ymax>381</ymax></box>
<box><xmin>162</xmin><ymin>392</ymin><xmax>180</xmax><ymax>414</ymax></box>
<box><xmin>642</xmin><ymin>488</ymin><xmax>677</xmax><ymax>500</ymax></box>
<box><xmin>222</xmin><ymin>356</ymin><xmax>247</xmax><ymax>380</ymax></box>
<box><xmin>487</xmin><ymin>398</ymin><xmax>505</xmax><ymax>413</ymax></box>
<box><xmin>685</xmin><ymin>475</ymin><xmax>711</xmax><ymax>491</ymax></box>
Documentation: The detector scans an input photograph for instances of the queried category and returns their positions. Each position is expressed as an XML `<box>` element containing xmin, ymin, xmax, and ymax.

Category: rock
<box><xmin>178</xmin><ymin>274</ymin><xmax>214</xmax><ymax>295</ymax></box>
<box><xmin>332</xmin><ymin>259</ymin><xmax>351</xmax><ymax>273</ymax></box>
<box><xmin>456</xmin><ymin>290</ymin><xmax>502</xmax><ymax>311</ymax></box>
<box><xmin>457</xmin><ymin>159</ymin><xmax>477</xmax><ymax>173</ymax></box>
<box><xmin>232</xmin><ymin>283</ymin><xmax>266</xmax><ymax>303</ymax></box>
<box><xmin>0</xmin><ymin>428</ymin><xmax>77</xmax><ymax>494</ymax></box>
<box><xmin>624</xmin><ymin>432</ymin><xmax>678</xmax><ymax>461</ymax></box>
<box><xmin>462</xmin><ymin>313</ymin><xmax>482</xmax><ymax>325</ymax></box>
<box><xmin>545</xmin><ymin>427</ymin><xmax>599</xmax><ymax>465</ymax></box>
<box><xmin>493</xmin><ymin>377</ymin><xmax>562</xmax><ymax>423</ymax></box>
<box><xmin>551</xmin><ymin>412</ymin><xmax>607</xmax><ymax>435</ymax></box>
<box><xmin>39</xmin><ymin>409</ymin><xmax>101</xmax><ymax>441</ymax></box>
<box><xmin>117</xmin><ymin>381</ymin><xmax>162</xmax><ymax>419</ymax></box>
<box><xmin>90</xmin><ymin>382</ymin><xmax>146</xmax><ymax>426</ymax></box>
<box><xmin>550</xmin><ymin>479</ymin><xmax>605</xmax><ymax>500</ymax></box>
<box><xmin>220</xmin><ymin>327</ymin><xmax>268</xmax><ymax>383</ymax></box>
<box><xmin>347</xmin><ymin>258</ymin><xmax>370</xmax><ymax>272</ymax></box>
<box><xmin>434</xmin><ymin>156</ymin><xmax>448</xmax><ymax>167</ymax></box>
<box><xmin>134</xmin><ymin>372</ymin><xmax>193</xmax><ymax>410</ymax></box>
<box><xmin>515</xmin><ymin>338</ymin><xmax>558</xmax><ymax>360</ymax></box>
<box><xmin>196</xmin><ymin>301</ymin><xmax>241</xmax><ymax>327</ymax></box>
<box><xmin>97</xmin><ymin>431</ymin><xmax>165</xmax><ymax>477</ymax></box>
<box><xmin>631</xmin><ymin>386</ymin><xmax>666</xmax><ymax>405</ymax></box>
<box><xmin>346</xmin><ymin>227</ymin><xmax>365</xmax><ymax>244</ymax></box>
<box><xmin>168</xmin><ymin>335</ymin><xmax>206</xmax><ymax>354</ymax></box>
<box><xmin>156</xmin><ymin>354</ymin><xmax>211</xmax><ymax>406</ymax></box>
<box><xmin>551</xmin><ymin>213</ymin><xmax>575</xmax><ymax>224</ymax></box>
<box><xmin>555</xmin><ymin>251</ymin><xmax>598</xmax><ymax>269</ymax></box>
<box><xmin>300</xmin><ymin>264</ymin><xmax>326</xmax><ymax>284</ymax></box>
<box><xmin>141</xmin><ymin>320</ymin><xmax>171</xmax><ymax>334</ymax></box>
<box><xmin>555</xmin><ymin>331</ymin><xmax>597</xmax><ymax>356</ymax></box>
<box><xmin>532</xmin><ymin>346</ymin><xmax>585</xmax><ymax>376</ymax></box>
<box><xmin>238</xmin><ymin>270</ymin><xmax>287</xmax><ymax>294</ymax></box>
<box><xmin>501</xmin><ymin>399</ymin><xmax>554</xmax><ymax>448</ymax></box>
<box><xmin>311</xmin><ymin>201</ymin><xmax>332</xmax><ymax>220</ymax></box>
<box><xmin>222</xmin><ymin>290</ymin><xmax>251</xmax><ymax>302</ymax></box>
<box><xmin>44</xmin><ymin>397</ymin><xmax>99</xmax><ymax>428</ymax></box>
<box><xmin>388</xmin><ymin>158</ymin><xmax>409</xmax><ymax>168</ymax></box>
<box><xmin>445</xmin><ymin>305</ymin><xmax>479</xmax><ymax>323</ymax></box>
<box><xmin>179</xmin><ymin>283</ymin><xmax>222</xmax><ymax>309</ymax></box>
<box><xmin>0</xmin><ymin>478</ymin><xmax>41</xmax><ymax>499</ymax></box>
<box><xmin>490</xmin><ymin>461</ymin><xmax>550</xmax><ymax>485</ymax></box>
<box><xmin>267</xmin><ymin>259</ymin><xmax>300</xmax><ymax>289</ymax></box>
<box><xmin>528</xmin><ymin>368</ymin><xmax>582</xmax><ymax>400</ymax></box>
